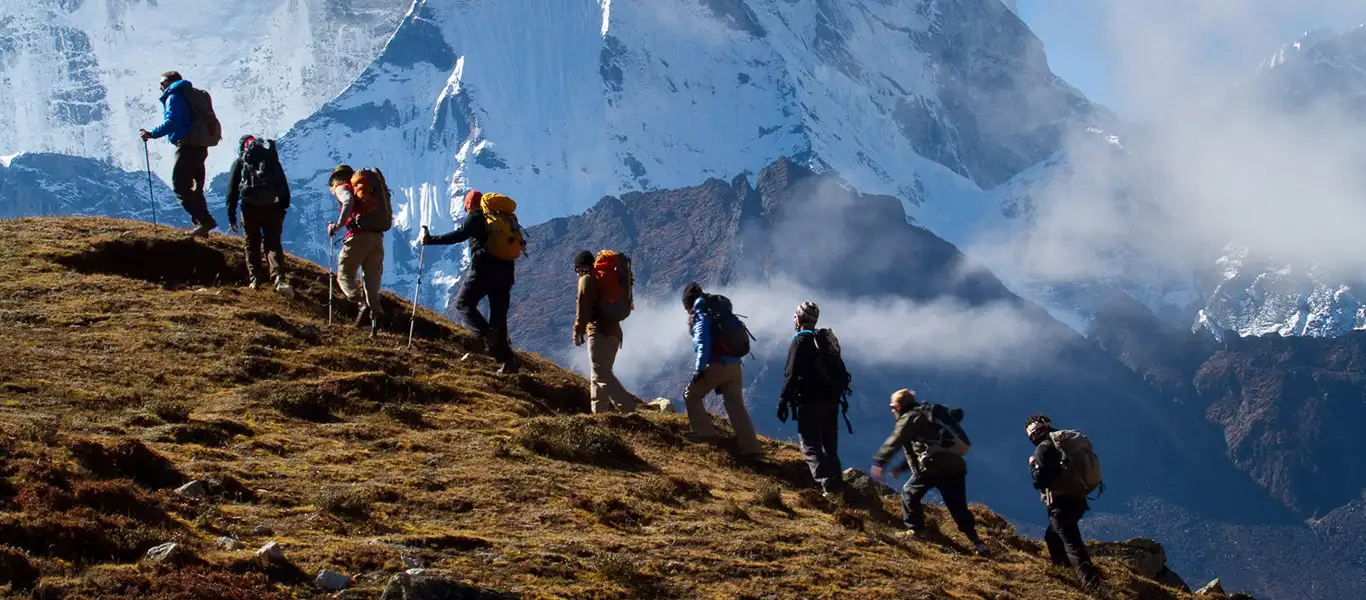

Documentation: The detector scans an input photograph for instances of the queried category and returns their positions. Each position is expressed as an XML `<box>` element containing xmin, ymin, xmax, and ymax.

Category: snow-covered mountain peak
<box><xmin>0</xmin><ymin>0</ymin><xmax>409</xmax><ymax>177</ymax></box>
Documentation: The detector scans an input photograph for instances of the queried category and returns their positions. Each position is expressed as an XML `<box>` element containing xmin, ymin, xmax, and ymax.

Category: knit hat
<box><xmin>795</xmin><ymin>301</ymin><xmax>820</xmax><ymax>326</ymax></box>
<box><xmin>681</xmin><ymin>282</ymin><xmax>704</xmax><ymax>310</ymax></box>
<box><xmin>464</xmin><ymin>190</ymin><xmax>483</xmax><ymax>213</ymax></box>
<box><xmin>574</xmin><ymin>251</ymin><xmax>594</xmax><ymax>270</ymax></box>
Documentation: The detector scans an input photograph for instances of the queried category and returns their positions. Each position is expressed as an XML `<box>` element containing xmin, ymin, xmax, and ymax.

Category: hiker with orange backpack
<box><xmin>573</xmin><ymin>250</ymin><xmax>644</xmax><ymax>413</ymax></box>
<box><xmin>422</xmin><ymin>190</ymin><xmax>524</xmax><ymax>374</ymax></box>
<box><xmin>327</xmin><ymin>164</ymin><xmax>393</xmax><ymax>336</ymax></box>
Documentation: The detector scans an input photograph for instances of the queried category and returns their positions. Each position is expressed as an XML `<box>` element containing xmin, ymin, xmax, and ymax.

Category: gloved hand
<box><xmin>777</xmin><ymin>402</ymin><xmax>789</xmax><ymax>423</ymax></box>
<box><xmin>228</xmin><ymin>218</ymin><xmax>239</xmax><ymax>233</ymax></box>
<box><xmin>574</xmin><ymin>332</ymin><xmax>585</xmax><ymax>346</ymax></box>
<box><xmin>691</xmin><ymin>370</ymin><xmax>705</xmax><ymax>385</ymax></box>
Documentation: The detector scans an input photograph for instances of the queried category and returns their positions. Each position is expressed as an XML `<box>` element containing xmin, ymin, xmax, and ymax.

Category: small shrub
<box><xmin>755</xmin><ymin>481</ymin><xmax>785</xmax><ymax>511</ymax></box>
<box><xmin>145</xmin><ymin>398</ymin><xmax>191</xmax><ymax>424</ymax></box>
<box><xmin>589</xmin><ymin>550</ymin><xmax>638</xmax><ymax>584</ymax></box>
<box><xmin>315</xmin><ymin>487</ymin><xmax>372</xmax><ymax>520</ymax></box>
<box><xmin>834</xmin><ymin>508</ymin><xmax>865</xmax><ymax>531</ymax></box>
<box><xmin>515</xmin><ymin>416</ymin><xmax>643</xmax><ymax>469</ymax></box>
<box><xmin>16</xmin><ymin>419</ymin><xmax>59</xmax><ymax>445</ymax></box>
<box><xmin>573</xmin><ymin>496</ymin><xmax>651</xmax><ymax>530</ymax></box>
<box><xmin>382</xmin><ymin>403</ymin><xmax>425</xmax><ymax>428</ymax></box>
<box><xmin>716</xmin><ymin>500</ymin><xmax>749</xmax><ymax>522</ymax></box>
<box><xmin>72</xmin><ymin>480</ymin><xmax>168</xmax><ymax>523</ymax></box>
<box><xmin>795</xmin><ymin>489</ymin><xmax>831</xmax><ymax>511</ymax></box>
<box><xmin>256</xmin><ymin>385</ymin><xmax>341</xmax><ymax>422</ymax></box>
<box><xmin>633</xmin><ymin>475</ymin><xmax>711</xmax><ymax>505</ymax></box>
<box><xmin>490</xmin><ymin>437</ymin><xmax>515</xmax><ymax>459</ymax></box>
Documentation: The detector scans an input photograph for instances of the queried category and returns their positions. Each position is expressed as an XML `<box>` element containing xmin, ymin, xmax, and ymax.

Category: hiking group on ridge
<box><xmin>139</xmin><ymin>70</ymin><xmax>1108</xmax><ymax>591</ymax></box>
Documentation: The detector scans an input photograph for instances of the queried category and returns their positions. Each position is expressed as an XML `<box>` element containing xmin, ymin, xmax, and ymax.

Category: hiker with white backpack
<box><xmin>870</xmin><ymin>389</ymin><xmax>989</xmax><ymax>556</ymax></box>
<box><xmin>1025</xmin><ymin>413</ymin><xmax>1103</xmax><ymax>590</ymax></box>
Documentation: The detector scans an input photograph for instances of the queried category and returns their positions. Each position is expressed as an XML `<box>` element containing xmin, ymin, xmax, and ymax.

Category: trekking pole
<box><xmin>407</xmin><ymin>226</ymin><xmax>429</xmax><ymax>350</ymax></box>
<box><xmin>143</xmin><ymin>140</ymin><xmax>157</xmax><ymax>227</ymax></box>
<box><xmin>327</xmin><ymin>225</ymin><xmax>336</xmax><ymax>326</ymax></box>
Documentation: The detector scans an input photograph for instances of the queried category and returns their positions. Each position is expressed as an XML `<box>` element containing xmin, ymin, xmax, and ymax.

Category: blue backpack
<box><xmin>701</xmin><ymin>294</ymin><xmax>754</xmax><ymax>357</ymax></box>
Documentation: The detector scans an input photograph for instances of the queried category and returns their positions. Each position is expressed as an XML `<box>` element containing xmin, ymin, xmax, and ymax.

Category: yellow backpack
<box><xmin>480</xmin><ymin>193</ymin><xmax>525</xmax><ymax>261</ymax></box>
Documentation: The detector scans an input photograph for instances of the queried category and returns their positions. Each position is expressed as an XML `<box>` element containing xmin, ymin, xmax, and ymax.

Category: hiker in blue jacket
<box><xmin>139</xmin><ymin>71</ymin><xmax>216</xmax><ymax>236</ymax></box>
<box><xmin>680</xmin><ymin>282</ymin><xmax>761</xmax><ymax>457</ymax></box>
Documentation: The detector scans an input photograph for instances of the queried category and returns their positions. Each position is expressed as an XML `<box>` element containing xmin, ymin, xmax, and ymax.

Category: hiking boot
<box><xmin>248</xmin><ymin>279</ymin><xmax>263</xmax><ymax>290</ymax></box>
<box><xmin>1079</xmin><ymin>565</ymin><xmax>1102</xmax><ymax>591</ymax></box>
<box><xmin>354</xmin><ymin>307</ymin><xmax>371</xmax><ymax>329</ymax></box>
<box><xmin>274</xmin><ymin>278</ymin><xmax>295</xmax><ymax>299</ymax></box>
<box><xmin>895</xmin><ymin>529</ymin><xmax>928</xmax><ymax>540</ymax></box>
<box><xmin>189</xmin><ymin>221</ymin><xmax>214</xmax><ymax>238</ymax></box>
<box><xmin>973</xmin><ymin>542</ymin><xmax>991</xmax><ymax>558</ymax></box>
<box><xmin>497</xmin><ymin>353</ymin><xmax>521</xmax><ymax>375</ymax></box>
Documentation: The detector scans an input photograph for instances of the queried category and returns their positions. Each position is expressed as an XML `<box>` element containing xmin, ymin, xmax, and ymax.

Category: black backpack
<box><xmin>239</xmin><ymin>139</ymin><xmax>283</xmax><ymax>205</ymax></box>
<box><xmin>795</xmin><ymin>328</ymin><xmax>854</xmax><ymax>432</ymax></box>
<box><xmin>700</xmin><ymin>294</ymin><xmax>755</xmax><ymax>357</ymax></box>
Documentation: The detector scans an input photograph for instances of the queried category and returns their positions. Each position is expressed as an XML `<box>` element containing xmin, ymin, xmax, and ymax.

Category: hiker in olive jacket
<box><xmin>1027</xmin><ymin>414</ymin><xmax>1100</xmax><ymax>588</ymax></box>
<box><xmin>778</xmin><ymin>301</ymin><xmax>844</xmax><ymax>496</ymax></box>
<box><xmin>871</xmin><ymin>389</ymin><xmax>988</xmax><ymax>556</ymax></box>
<box><xmin>573</xmin><ymin>251</ymin><xmax>641</xmax><ymax>413</ymax></box>
<box><xmin>422</xmin><ymin>190</ymin><xmax>519</xmax><ymax>374</ymax></box>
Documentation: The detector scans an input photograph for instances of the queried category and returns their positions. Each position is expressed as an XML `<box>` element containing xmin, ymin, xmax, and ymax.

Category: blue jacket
<box><xmin>148</xmin><ymin>80</ymin><xmax>193</xmax><ymax>144</ymax></box>
<box><xmin>691</xmin><ymin>296</ymin><xmax>741</xmax><ymax>373</ymax></box>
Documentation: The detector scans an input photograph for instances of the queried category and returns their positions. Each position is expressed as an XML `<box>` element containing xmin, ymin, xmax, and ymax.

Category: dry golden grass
<box><xmin>0</xmin><ymin>217</ymin><xmax>1202</xmax><ymax>599</ymax></box>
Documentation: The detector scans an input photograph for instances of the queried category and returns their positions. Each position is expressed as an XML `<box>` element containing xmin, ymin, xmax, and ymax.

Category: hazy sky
<box><xmin>1017</xmin><ymin>0</ymin><xmax>1366</xmax><ymax>114</ymax></box>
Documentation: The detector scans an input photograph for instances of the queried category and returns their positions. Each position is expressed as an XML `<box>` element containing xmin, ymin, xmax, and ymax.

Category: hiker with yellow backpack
<box><xmin>573</xmin><ymin>250</ymin><xmax>645</xmax><ymax>413</ymax></box>
<box><xmin>327</xmin><ymin>164</ymin><xmax>393</xmax><ymax>336</ymax></box>
<box><xmin>422</xmin><ymin>189</ymin><xmax>525</xmax><ymax>374</ymax></box>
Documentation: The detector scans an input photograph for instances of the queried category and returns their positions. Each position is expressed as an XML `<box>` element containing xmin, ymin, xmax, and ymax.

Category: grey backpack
<box><xmin>1048</xmin><ymin>430</ymin><xmax>1103</xmax><ymax>497</ymax></box>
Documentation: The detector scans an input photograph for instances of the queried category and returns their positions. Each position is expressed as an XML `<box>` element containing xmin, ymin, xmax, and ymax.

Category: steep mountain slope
<box><xmin>0</xmin><ymin>0</ymin><xmax>408</xmax><ymax>176</ymax></box>
<box><xmin>1093</xmin><ymin>297</ymin><xmax>1366</xmax><ymax>518</ymax></box>
<box><xmin>0</xmin><ymin>152</ymin><xmax>174</xmax><ymax>222</ymax></box>
<box><xmin>0</xmin><ymin>216</ymin><xmax>1210</xmax><ymax>599</ymax></box>
<box><xmin>272</xmin><ymin>0</ymin><xmax>1109</xmax><ymax>313</ymax></box>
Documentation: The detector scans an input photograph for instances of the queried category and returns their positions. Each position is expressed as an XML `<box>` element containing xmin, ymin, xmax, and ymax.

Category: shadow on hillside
<box><xmin>57</xmin><ymin>238</ymin><xmax>237</xmax><ymax>289</ymax></box>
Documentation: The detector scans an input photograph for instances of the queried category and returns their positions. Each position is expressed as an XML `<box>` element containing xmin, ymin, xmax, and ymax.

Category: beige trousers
<box><xmin>588</xmin><ymin>333</ymin><xmax>638</xmax><ymax>414</ymax></box>
<box><xmin>337</xmin><ymin>231</ymin><xmax>385</xmax><ymax>315</ymax></box>
<box><xmin>683</xmin><ymin>362</ymin><xmax>760</xmax><ymax>455</ymax></box>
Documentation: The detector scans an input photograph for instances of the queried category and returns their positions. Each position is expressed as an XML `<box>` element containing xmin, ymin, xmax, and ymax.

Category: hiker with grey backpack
<box><xmin>225</xmin><ymin>135</ymin><xmax>293</xmax><ymax>298</ymax></box>
<box><xmin>871</xmin><ymin>389</ymin><xmax>989</xmax><ymax>557</ymax></box>
<box><xmin>778</xmin><ymin>301</ymin><xmax>852</xmax><ymax>497</ymax></box>
<box><xmin>1026</xmin><ymin>413</ymin><xmax>1103</xmax><ymax>590</ymax></box>
<box><xmin>680</xmin><ymin>282</ymin><xmax>761</xmax><ymax>458</ymax></box>
<box><xmin>139</xmin><ymin>71</ymin><xmax>222</xmax><ymax>237</ymax></box>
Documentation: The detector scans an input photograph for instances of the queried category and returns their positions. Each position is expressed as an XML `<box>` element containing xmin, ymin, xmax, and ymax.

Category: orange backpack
<box><xmin>593</xmin><ymin>251</ymin><xmax>634</xmax><ymax>321</ymax></box>
<box><xmin>350</xmin><ymin>168</ymin><xmax>393</xmax><ymax>232</ymax></box>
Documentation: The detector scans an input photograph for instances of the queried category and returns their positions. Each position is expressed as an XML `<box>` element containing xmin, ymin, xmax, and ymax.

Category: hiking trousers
<box><xmin>902</xmin><ymin>471</ymin><xmax>982</xmax><ymax>542</ymax></box>
<box><xmin>173</xmin><ymin>144</ymin><xmax>214</xmax><ymax>227</ymax></box>
<box><xmin>337</xmin><ymin>231</ymin><xmax>385</xmax><ymax>315</ymax></box>
<box><xmin>683</xmin><ymin>362</ymin><xmax>760</xmax><ymax>455</ymax></box>
<box><xmin>588</xmin><ymin>333</ymin><xmax>637</xmax><ymax>413</ymax></box>
<box><xmin>455</xmin><ymin>259</ymin><xmax>515</xmax><ymax>362</ymax></box>
<box><xmin>797</xmin><ymin>400</ymin><xmax>844</xmax><ymax>494</ymax></box>
<box><xmin>1045</xmin><ymin>495</ymin><xmax>1096</xmax><ymax>580</ymax></box>
<box><xmin>242</xmin><ymin>204</ymin><xmax>286</xmax><ymax>284</ymax></box>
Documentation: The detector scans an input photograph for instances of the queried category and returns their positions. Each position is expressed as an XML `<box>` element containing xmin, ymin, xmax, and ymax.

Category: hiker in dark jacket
<box><xmin>139</xmin><ymin>71</ymin><xmax>216</xmax><ymax>237</ymax></box>
<box><xmin>226</xmin><ymin>135</ymin><xmax>293</xmax><ymax>297</ymax></box>
<box><xmin>778</xmin><ymin>302</ymin><xmax>844</xmax><ymax>496</ymax></box>
<box><xmin>1026</xmin><ymin>414</ymin><xmax>1100</xmax><ymax>589</ymax></box>
<box><xmin>871</xmin><ymin>389</ymin><xmax>989</xmax><ymax>556</ymax></box>
<box><xmin>573</xmin><ymin>251</ymin><xmax>642</xmax><ymax>413</ymax></box>
<box><xmin>422</xmin><ymin>190</ymin><xmax>520</xmax><ymax>374</ymax></box>
<box><xmin>680</xmin><ymin>282</ymin><xmax>760</xmax><ymax>457</ymax></box>
<box><xmin>327</xmin><ymin>165</ymin><xmax>386</xmax><ymax>335</ymax></box>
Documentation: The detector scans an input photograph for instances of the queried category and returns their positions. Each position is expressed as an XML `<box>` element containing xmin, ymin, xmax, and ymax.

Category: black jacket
<box><xmin>427</xmin><ymin>211</ymin><xmax>514</xmax><ymax>276</ymax></box>
<box><xmin>1030</xmin><ymin>438</ymin><xmax>1065</xmax><ymax>490</ymax></box>
<box><xmin>780</xmin><ymin>332</ymin><xmax>829</xmax><ymax>405</ymax></box>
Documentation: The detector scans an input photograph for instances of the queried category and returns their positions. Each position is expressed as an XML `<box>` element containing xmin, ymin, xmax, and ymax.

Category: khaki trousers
<box><xmin>588</xmin><ymin>333</ymin><xmax>637</xmax><ymax>414</ymax></box>
<box><xmin>337</xmin><ymin>231</ymin><xmax>385</xmax><ymax>315</ymax></box>
<box><xmin>683</xmin><ymin>362</ymin><xmax>760</xmax><ymax>455</ymax></box>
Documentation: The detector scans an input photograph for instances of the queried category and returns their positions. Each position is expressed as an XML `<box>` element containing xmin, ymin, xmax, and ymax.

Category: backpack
<box><xmin>1047</xmin><ymin>430</ymin><xmax>1104</xmax><ymax>497</ymax></box>
<box><xmin>350</xmin><ymin>168</ymin><xmax>393</xmax><ymax>232</ymax></box>
<box><xmin>238</xmin><ymin>139</ymin><xmax>282</xmax><ymax>205</ymax></box>
<box><xmin>480</xmin><ymin>193</ymin><xmax>526</xmax><ymax>261</ymax></box>
<box><xmin>180</xmin><ymin>86</ymin><xmax>222</xmax><ymax>147</ymax></box>
<box><xmin>593</xmin><ymin>251</ymin><xmax>634</xmax><ymax>321</ymax></box>
<box><xmin>910</xmin><ymin>403</ymin><xmax>972</xmax><ymax>464</ymax></box>
<box><xmin>700</xmin><ymin>294</ymin><xmax>755</xmax><ymax>357</ymax></box>
<box><xmin>794</xmin><ymin>328</ymin><xmax>855</xmax><ymax>432</ymax></box>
